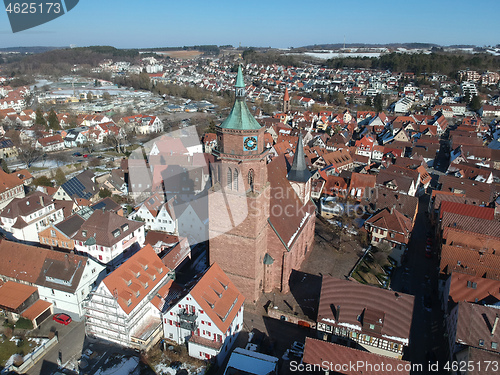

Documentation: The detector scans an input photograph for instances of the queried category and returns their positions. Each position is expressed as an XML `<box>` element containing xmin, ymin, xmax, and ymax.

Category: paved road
<box><xmin>27</xmin><ymin>320</ymin><xmax>86</xmax><ymax>375</ymax></box>
<box><xmin>391</xmin><ymin>193</ymin><xmax>447</xmax><ymax>374</ymax></box>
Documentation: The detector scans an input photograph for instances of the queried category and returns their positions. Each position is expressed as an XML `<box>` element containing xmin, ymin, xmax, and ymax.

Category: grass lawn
<box><xmin>0</xmin><ymin>336</ymin><xmax>37</xmax><ymax>367</ymax></box>
<box><xmin>352</xmin><ymin>248</ymin><xmax>394</xmax><ymax>288</ymax></box>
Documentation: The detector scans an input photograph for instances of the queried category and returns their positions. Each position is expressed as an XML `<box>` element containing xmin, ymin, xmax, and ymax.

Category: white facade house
<box><xmin>162</xmin><ymin>263</ymin><xmax>245</xmax><ymax>366</ymax></box>
<box><xmin>72</xmin><ymin>210</ymin><xmax>145</xmax><ymax>266</ymax></box>
<box><xmin>0</xmin><ymin>241</ymin><xmax>106</xmax><ymax>317</ymax></box>
<box><xmin>131</xmin><ymin>194</ymin><xmax>177</xmax><ymax>233</ymax></box>
<box><xmin>35</xmin><ymin>135</ymin><xmax>65</xmax><ymax>153</ymax></box>
<box><xmin>85</xmin><ymin>244</ymin><xmax>175</xmax><ymax>350</ymax></box>
<box><xmin>0</xmin><ymin>192</ymin><xmax>64</xmax><ymax>242</ymax></box>
<box><xmin>394</xmin><ymin>97</ymin><xmax>414</xmax><ymax>114</ymax></box>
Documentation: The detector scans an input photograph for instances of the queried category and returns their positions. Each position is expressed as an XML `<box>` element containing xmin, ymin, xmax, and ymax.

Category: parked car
<box><xmin>53</xmin><ymin>313</ymin><xmax>72</xmax><ymax>325</ymax></box>
<box><xmin>73</xmin><ymin>152</ymin><xmax>82</xmax><ymax>156</ymax></box>
<box><xmin>425</xmin><ymin>245</ymin><xmax>432</xmax><ymax>258</ymax></box>
<box><xmin>83</xmin><ymin>154</ymin><xmax>88</xmax><ymax>158</ymax></box>
<box><xmin>292</xmin><ymin>341</ymin><xmax>305</xmax><ymax>351</ymax></box>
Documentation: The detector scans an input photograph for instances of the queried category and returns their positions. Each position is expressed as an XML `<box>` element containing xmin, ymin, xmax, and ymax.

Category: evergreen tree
<box><xmin>47</xmin><ymin>109</ymin><xmax>60</xmax><ymax>130</ymax></box>
<box><xmin>35</xmin><ymin>108</ymin><xmax>46</xmax><ymax>127</ymax></box>
<box><xmin>469</xmin><ymin>95</ymin><xmax>482</xmax><ymax>112</ymax></box>
<box><xmin>374</xmin><ymin>94</ymin><xmax>383</xmax><ymax>112</ymax></box>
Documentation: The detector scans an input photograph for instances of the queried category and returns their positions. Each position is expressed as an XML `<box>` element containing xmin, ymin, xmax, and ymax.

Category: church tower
<box><xmin>209</xmin><ymin>66</ymin><xmax>270</xmax><ymax>303</ymax></box>
<box><xmin>283</xmin><ymin>88</ymin><xmax>290</xmax><ymax>113</ymax></box>
<box><xmin>287</xmin><ymin>133</ymin><xmax>312</xmax><ymax>204</ymax></box>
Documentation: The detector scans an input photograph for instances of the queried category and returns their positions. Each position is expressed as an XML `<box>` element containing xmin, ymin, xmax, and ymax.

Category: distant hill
<box><xmin>299</xmin><ymin>43</ymin><xmax>442</xmax><ymax>50</ymax></box>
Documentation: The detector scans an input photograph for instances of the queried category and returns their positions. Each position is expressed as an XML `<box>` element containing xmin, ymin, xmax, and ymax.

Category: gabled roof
<box><xmin>0</xmin><ymin>240</ymin><xmax>90</xmax><ymax>293</ymax></box>
<box><xmin>267</xmin><ymin>154</ymin><xmax>316</xmax><ymax>249</ymax></box>
<box><xmin>439</xmin><ymin>201</ymin><xmax>494</xmax><ymax>220</ymax></box>
<box><xmin>317</xmin><ymin>277</ymin><xmax>414</xmax><ymax>344</ymax></box>
<box><xmin>72</xmin><ymin>210</ymin><xmax>143</xmax><ymax>248</ymax></box>
<box><xmin>455</xmin><ymin>302</ymin><xmax>500</xmax><ymax>353</ymax></box>
<box><xmin>0</xmin><ymin>281</ymin><xmax>38</xmax><ymax>311</ymax></box>
<box><xmin>61</xmin><ymin>170</ymin><xmax>97</xmax><ymax>201</ymax></box>
<box><xmin>303</xmin><ymin>338</ymin><xmax>411</xmax><ymax>375</ymax></box>
<box><xmin>366</xmin><ymin>207</ymin><xmax>413</xmax><ymax>243</ymax></box>
<box><xmin>440</xmin><ymin>245</ymin><xmax>500</xmax><ymax>280</ymax></box>
<box><xmin>189</xmin><ymin>263</ymin><xmax>245</xmax><ymax>334</ymax></box>
<box><xmin>0</xmin><ymin>169</ymin><xmax>24</xmax><ymax>194</ymax></box>
<box><xmin>103</xmin><ymin>244</ymin><xmax>170</xmax><ymax>315</ymax></box>
<box><xmin>1</xmin><ymin>191</ymin><xmax>53</xmax><ymax>219</ymax></box>
<box><xmin>448</xmin><ymin>272</ymin><xmax>500</xmax><ymax>307</ymax></box>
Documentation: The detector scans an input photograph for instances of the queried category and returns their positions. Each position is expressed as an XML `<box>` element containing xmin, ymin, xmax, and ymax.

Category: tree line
<box><xmin>325</xmin><ymin>52</ymin><xmax>500</xmax><ymax>76</ymax></box>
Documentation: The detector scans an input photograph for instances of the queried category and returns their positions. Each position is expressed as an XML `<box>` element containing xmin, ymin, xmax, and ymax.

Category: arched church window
<box><xmin>248</xmin><ymin>169</ymin><xmax>254</xmax><ymax>192</ymax></box>
<box><xmin>233</xmin><ymin>169</ymin><xmax>239</xmax><ymax>191</ymax></box>
<box><xmin>227</xmin><ymin>167</ymin><xmax>232</xmax><ymax>190</ymax></box>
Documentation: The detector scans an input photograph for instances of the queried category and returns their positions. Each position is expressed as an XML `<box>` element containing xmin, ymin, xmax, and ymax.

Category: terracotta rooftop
<box><xmin>303</xmin><ymin>338</ymin><xmax>411</xmax><ymax>375</ymax></box>
<box><xmin>0</xmin><ymin>281</ymin><xmax>37</xmax><ymax>311</ymax></box>
<box><xmin>103</xmin><ymin>244</ymin><xmax>171</xmax><ymax>315</ymax></box>
<box><xmin>21</xmin><ymin>299</ymin><xmax>52</xmax><ymax>321</ymax></box>
<box><xmin>0</xmin><ymin>240</ymin><xmax>89</xmax><ymax>293</ymax></box>
<box><xmin>440</xmin><ymin>245</ymin><xmax>500</xmax><ymax>280</ymax></box>
<box><xmin>455</xmin><ymin>302</ymin><xmax>500</xmax><ymax>354</ymax></box>
<box><xmin>448</xmin><ymin>272</ymin><xmax>500</xmax><ymax>307</ymax></box>
<box><xmin>439</xmin><ymin>201</ymin><xmax>495</xmax><ymax>220</ymax></box>
<box><xmin>189</xmin><ymin>262</ymin><xmax>244</xmax><ymax>334</ymax></box>
<box><xmin>0</xmin><ymin>169</ymin><xmax>24</xmax><ymax>194</ymax></box>
<box><xmin>317</xmin><ymin>277</ymin><xmax>414</xmax><ymax>345</ymax></box>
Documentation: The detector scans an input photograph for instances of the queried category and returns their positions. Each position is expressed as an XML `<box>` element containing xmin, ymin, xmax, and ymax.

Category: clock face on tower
<box><xmin>243</xmin><ymin>136</ymin><xmax>258</xmax><ymax>151</ymax></box>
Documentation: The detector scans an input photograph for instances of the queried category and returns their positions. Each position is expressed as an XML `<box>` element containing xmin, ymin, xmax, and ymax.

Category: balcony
<box><xmin>178</xmin><ymin>308</ymin><xmax>197</xmax><ymax>331</ymax></box>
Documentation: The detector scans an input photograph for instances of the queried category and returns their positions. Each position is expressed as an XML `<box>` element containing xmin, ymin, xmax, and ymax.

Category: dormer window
<box><xmin>112</xmin><ymin>229</ymin><xmax>121</xmax><ymax>238</ymax></box>
<box><xmin>127</xmin><ymin>279</ymin><xmax>132</xmax><ymax>286</ymax></box>
<box><xmin>136</xmin><ymin>290</ymin><xmax>140</xmax><ymax>297</ymax></box>
<box><xmin>82</xmin><ymin>230</ymin><xmax>87</xmax><ymax>237</ymax></box>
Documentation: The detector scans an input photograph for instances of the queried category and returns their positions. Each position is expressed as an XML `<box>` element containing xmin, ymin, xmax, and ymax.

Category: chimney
<box><xmin>336</xmin><ymin>305</ymin><xmax>341</xmax><ymax>321</ymax></box>
<box><xmin>492</xmin><ymin>314</ymin><xmax>499</xmax><ymax>336</ymax></box>
<box><xmin>39</xmin><ymin>195</ymin><xmax>44</xmax><ymax>207</ymax></box>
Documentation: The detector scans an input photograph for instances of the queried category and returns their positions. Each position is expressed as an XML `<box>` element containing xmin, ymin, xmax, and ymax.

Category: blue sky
<box><xmin>0</xmin><ymin>0</ymin><xmax>498</xmax><ymax>48</ymax></box>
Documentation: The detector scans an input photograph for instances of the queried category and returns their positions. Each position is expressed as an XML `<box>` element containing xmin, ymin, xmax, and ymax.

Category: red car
<box><xmin>83</xmin><ymin>154</ymin><xmax>88</xmax><ymax>158</ymax></box>
<box><xmin>53</xmin><ymin>313</ymin><xmax>72</xmax><ymax>325</ymax></box>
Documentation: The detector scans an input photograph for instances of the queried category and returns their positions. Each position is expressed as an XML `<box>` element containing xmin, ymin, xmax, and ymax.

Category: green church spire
<box><xmin>219</xmin><ymin>65</ymin><xmax>261</xmax><ymax>130</ymax></box>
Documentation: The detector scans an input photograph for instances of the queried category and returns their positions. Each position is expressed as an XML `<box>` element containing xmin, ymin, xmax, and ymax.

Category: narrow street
<box><xmin>391</xmin><ymin>193</ymin><xmax>447</xmax><ymax>374</ymax></box>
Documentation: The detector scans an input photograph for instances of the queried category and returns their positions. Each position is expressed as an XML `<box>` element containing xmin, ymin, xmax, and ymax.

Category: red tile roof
<box><xmin>303</xmin><ymin>338</ymin><xmax>411</xmax><ymax>375</ymax></box>
<box><xmin>455</xmin><ymin>302</ymin><xmax>500</xmax><ymax>354</ymax></box>
<box><xmin>0</xmin><ymin>281</ymin><xmax>37</xmax><ymax>310</ymax></box>
<box><xmin>318</xmin><ymin>277</ymin><xmax>414</xmax><ymax>345</ymax></box>
<box><xmin>439</xmin><ymin>201</ymin><xmax>495</xmax><ymax>220</ymax></box>
<box><xmin>103</xmin><ymin>244</ymin><xmax>170</xmax><ymax>315</ymax></box>
<box><xmin>189</xmin><ymin>263</ymin><xmax>244</xmax><ymax>334</ymax></box>
<box><xmin>448</xmin><ymin>272</ymin><xmax>500</xmax><ymax>306</ymax></box>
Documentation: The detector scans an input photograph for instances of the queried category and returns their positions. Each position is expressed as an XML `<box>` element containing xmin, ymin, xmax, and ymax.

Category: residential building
<box><xmin>446</xmin><ymin>302</ymin><xmax>500</xmax><ymax>363</ymax></box>
<box><xmin>54</xmin><ymin>170</ymin><xmax>99</xmax><ymax>203</ymax></box>
<box><xmin>35</xmin><ymin>135</ymin><xmax>65</xmax><ymax>152</ymax></box>
<box><xmin>0</xmin><ymin>169</ymin><xmax>25</xmax><ymax>210</ymax></box>
<box><xmin>317</xmin><ymin>277</ymin><xmax>414</xmax><ymax>359</ymax></box>
<box><xmin>72</xmin><ymin>209</ymin><xmax>145</xmax><ymax>267</ymax></box>
<box><xmin>303</xmin><ymin>338</ymin><xmax>411</xmax><ymax>375</ymax></box>
<box><xmin>85</xmin><ymin>244</ymin><xmax>175</xmax><ymax>350</ymax></box>
<box><xmin>0</xmin><ymin>192</ymin><xmax>64</xmax><ymax>242</ymax></box>
<box><xmin>0</xmin><ymin>240</ymin><xmax>105</xmax><ymax>317</ymax></box>
<box><xmin>163</xmin><ymin>263</ymin><xmax>245</xmax><ymax>365</ymax></box>
<box><xmin>130</xmin><ymin>193</ymin><xmax>177</xmax><ymax>233</ymax></box>
<box><xmin>364</xmin><ymin>207</ymin><xmax>414</xmax><ymax>265</ymax></box>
